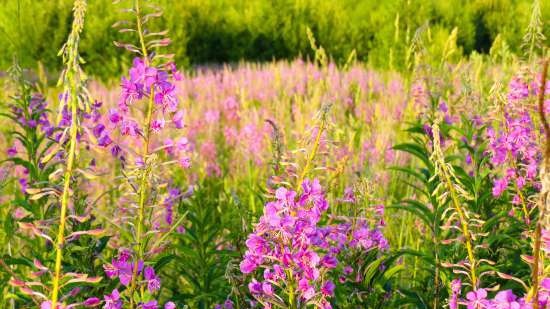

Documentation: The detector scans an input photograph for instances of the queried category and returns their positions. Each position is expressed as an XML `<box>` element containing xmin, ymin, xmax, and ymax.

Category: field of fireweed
<box><xmin>0</xmin><ymin>0</ymin><xmax>549</xmax><ymax>309</ymax></box>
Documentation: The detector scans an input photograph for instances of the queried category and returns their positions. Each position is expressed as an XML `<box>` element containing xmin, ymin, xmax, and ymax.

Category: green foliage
<box><xmin>164</xmin><ymin>178</ymin><xmax>254</xmax><ymax>308</ymax></box>
<box><xmin>0</xmin><ymin>0</ymin><xmax>548</xmax><ymax>79</ymax></box>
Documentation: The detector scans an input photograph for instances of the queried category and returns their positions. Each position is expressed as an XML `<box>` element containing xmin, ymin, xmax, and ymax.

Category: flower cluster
<box><xmin>488</xmin><ymin>76</ymin><xmax>541</xmax><ymax>199</ymax></box>
<box><xmin>99</xmin><ymin>58</ymin><xmax>191</xmax><ymax>168</ymax></box>
<box><xmin>239</xmin><ymin>179</ymin><xmax>337</xmax><ymax>308</ymax></box>
<box><xmin>240</xmin><ymin>179</ymin><xmax>388</xmax><ymax>308</ymax></box>
<box><xmin>96</xmin><ymin>249</ymin><xmax>175</xmax><ymax>309</ymax></box>
<box><xmin>448</xmin><ymin>278</ymin><xmax>550</xmax><ymax>309</ymax></box>
<box><xmin>11</xmin><ymin>93</ymin><xmax>53</xmax><ymax>137</ymax></box>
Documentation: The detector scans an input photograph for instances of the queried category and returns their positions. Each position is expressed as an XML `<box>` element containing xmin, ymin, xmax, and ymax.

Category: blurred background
<box><xmin>1</xmin><ymin>0</ymin><xmax>548</xmax><ymax>80</ymax></box>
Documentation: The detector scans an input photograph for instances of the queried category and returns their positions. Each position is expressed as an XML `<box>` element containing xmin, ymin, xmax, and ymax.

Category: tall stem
<box><xmin>432</xmin><ymin>123</ymin><xmax>478</xmax><ymax>287</ymax></box>
<box><xmin>443</xmin><ymin>167</ymin><xmax>478</xmax><ymax>287</ymax></box>
<box><xmin>296</xmin><ymin>107</ymin><xmax>329</xmax><ymax>188</ymax></box>
<box><xmin>51</xmin><ymin>71</ymin><xmax>79</xmax><ymax>306</ymax></box>
<box><xmin>129</xmin><ymin>1</ymin><xmax>153</xmax><ymax>307</ymax></box>
<box><xmin>50</xmin><ymin>0</ymin><xmax>87</xmax><ymax>304</ymax></box>
<box><xmin>531</xmin><ymin>58</ymin><xmax>548</xmax><ymax>309</ymax></box>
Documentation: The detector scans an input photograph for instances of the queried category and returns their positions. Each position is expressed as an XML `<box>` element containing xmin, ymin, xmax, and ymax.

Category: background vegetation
<box><xmin>0</xmin><ymin>0</ymin><xmax>548</xmax><ymax>79</ymax></box>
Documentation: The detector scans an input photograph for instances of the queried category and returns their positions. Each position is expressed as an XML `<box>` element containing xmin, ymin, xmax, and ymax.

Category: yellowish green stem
<box><xmin>443</xmin><ymin>167</ymin><xmax>478</xmax><ymax>287</ymax></box>
<box><xmin>296</xmin><ymin>113</ymin><xmax>327</xmax><ymax>188</ymax></box>
<box><xmin>529</xmin><ymin>58</ymin><xmax>548</xmax><ymax>309</ymax></box>
<box><xmin>129</xmin><ymin>1</ymin><xmax>153</xmax><ymax>307</ymax></box>
<box><xmin>51</xmin><ymin>71</ymin><xmax>79</xmax><ymax>307</ymax></box>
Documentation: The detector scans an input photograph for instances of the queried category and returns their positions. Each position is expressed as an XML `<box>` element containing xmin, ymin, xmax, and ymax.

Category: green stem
<box><xmin>442</xmin><ymin>167</ymin><xmax>478</xmax><ymax>287</ymax></box>
<box><xmin>128</xmin><ymin>1</ymin><xmax>152</xmax><ymax>307</ymax></box>
<box><xmin>51</xmin><ymin>70</ymin><xmax>79</xmax><ymax>307</ymax></box>
<box><xmin>296</xmin><ymin>114</ymin><xmax>327</xmax><ymax>188</ymax></box>
<box><xmin>288</xmin><ymin>282</ymin><xmax>297</xmax><ymax>309</ymax></box>
<box><xmin>530</xmin><ymin>58</ymin><xmax>548</xmax><ymax>309</ymax></box>
<box><xmin>129</xmin><ymin>87</ymin><xmax>154</xmax><ymax>307</ymax></box>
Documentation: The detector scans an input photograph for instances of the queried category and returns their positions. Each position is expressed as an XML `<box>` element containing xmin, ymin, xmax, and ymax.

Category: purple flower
<box><xmin>321</xmin><ymin>255</ymin><xmax>338</xmax><ymax>269</ymax></box>
<box><xmin>298</xmin><ymin>278</ymin><xmax>315</xmax><ymax>300</ymax></box>
<box><xmin>83</xmin><ymin>297</ymin><xmax>101</xmax><ymax>307</ymax></box>
<box><xmin>248</xmin><ymin>278</ymin><xmax>262</xmax><ymax>294</ymax></box>
<box><xmin>240</xmin><ymin>255</ymin><xmax>259</xmax><ymax>274</ymax></box>
<box><xmin>97</xmin><ymin>133</ymin><xmax>113</xmax><ymax>147</ymax></box>
<box><xmin>451</xmin><ymin>279</ymin><xmax>461</xmax><ymax>294</ymax></box>
<box><xmin>144</xmin><ymin>266</ymin><xmax>161</xmax><ymax>292</ymax></box>
<box><xmin>154</xmin><ymin>82</ymin><xmax>178</xmax><ymax>112</ymax></box>
<box><xmin>321</xmin><ymin>281</ymin><xmax>335</xmax><ymax>297</ymax></box>
<box><xmin>7</xmin><ymin>146</ymin><xmax>17</xmax><ymax>157</ymax></box>
<box><xmin>109</xmin><ymin>109</ymin><xmax>122</xmax><ymax>124</ymax></box>
<box><xmin>172</xmin><ymin>110</ymin><xmax>185</xmax><ymax>129</ymax></box>
<box><xmin>493</xmin><ymin>290</ymin><xmax>521</xmax><ymax>308</ymax></box>
<box><xmin>466</xmin><ymin>289</ymin><xmax>489</xmax><ymax>309</ymax></box>
<box><xmin>120</xmin><ymin>119</ymin><xmax>140</xmax><ymax>136</ymax></box>
<box><xmin>240</xmin><ymin>179</ymin><xmax>387</xmax><ymax>306</ymax></box>
<box><xmin>141</xmin><ymin>300</ymin><xmax>158</xmax><ymax>309</ymax></box>
<box><xmin>492</xmin><ymin>177</ymin><xmax>509</xmax><ymax>197</ymax></box>
<box><xmin>120</xmin><ymin>77</ymin><xmax>144</xmax><ymax>107</ymax></box>
<box><xmin>40</xmin><ymin>301</ymin><xmax>55</xmax><ymax>309</ymax></box>
<box><xmin>104</xmin><ymin>289</ymin><xmax>122</xmax><ymax>309</ymax></box>
<box><xmin>129</xmin><ymin>57</ymin><xmax>157</xmax><ymax>89</ymax></box>
<box><xmin>103</xmin><ymin>252</ymin><xmax>141</xmax><ymax>287</ymax></box>
<box><xmin>151</xmin><ymin>118</ymin><xmax>166</xmax><ymax>132</ymax></box>
<box><xmin>262</xmin><ymin>282</ymin><xmax>274</xmax><ymax>296</ymax></box>
<box><xmin>164</xmin><ymin>302</ymin><xmax>176</xmax><ymax>309</ymax></box>
<box><xmin>223</xmin><ymin>299</ymin><xmax>234</xmax><ymax>309</ymax></box>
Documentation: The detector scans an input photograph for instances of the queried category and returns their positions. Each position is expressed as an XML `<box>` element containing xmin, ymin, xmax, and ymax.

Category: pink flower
<box><xmin>164</xmin><ymin>302</ymin><xmax>176</xmax><ymax>309</ymax></box>
<box><xmin>298</xmin><ymin>278</ymin><xmax>315</xmax><ymax>300</ymax></box>
<box><xmin>83</xmin><ymin>297</ymin><xmax>101</xmax><ymax>307</ymax></box>
<box><xmin>151</xmin><ymin>117</ymin><xmax>166</xmax><ymax>132</ymax></box>
<box><xmin>466</xmin><ymin>289</ymin><xmax>489</xmax><ymax>309</ymax></box>
<box><xmin>144</xmin><ymin>266</ymin><xmax>161</xmax><ymax>292</ymax></box>
<box><xmin>172</xmin><ymin>110</ymin><xmax>185</xmax><ymax>128</ymax></box>
<box><xmin>104</xmin><ymin>289</ymin><xmax>122</xmax><ymax>309</ymax></box>
<box><xmin>321</xmin><ymin>280</ymin><xmax>335</xmax><ymax>297</ymax></box>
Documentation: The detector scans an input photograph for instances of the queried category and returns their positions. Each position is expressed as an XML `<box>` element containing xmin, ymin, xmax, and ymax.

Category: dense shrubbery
<box><xmin>0</xmin><ymin>0</ymin><xmax>548</xmax><ymax>79</ymax></box>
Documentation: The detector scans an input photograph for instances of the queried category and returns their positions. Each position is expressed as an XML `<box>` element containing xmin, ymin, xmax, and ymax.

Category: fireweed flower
<box><xmin>99</xmin><ymin>249</ymin><xmax>176</xmax><ymax>308</ymax></box>
<box><xmin>465</xmin><ymin>289</ymin><xmax>489</xmax><ymax>309</ymax></box>
<box><xmin>448</xmin><ymin>278</ymin><xmax>550</xmax><ymax>308</ymax></box>
<box><xmin>103</xmin><ymin>250</ymin><xmax>142</xmax><ymax>286</ymax></box>
<box><xmin>144</xmin><ymin>266</ymin><xmax>161</xmax><ymax>292</ymax></box>
<box><xmin>104</xmin><ymin>289</ymin><xmax>123</xmax><ymax>309</ymax></box>
<box><xmin>488</xmin><ymin>75</ymin><xmax>542</xmax><ymax>201</ymax></box>
<box><xmin>240</xmin><ymin>179</ymin><xmax>388</xmax><ymax>308</ymax></box>
<box><xmin>83</xmin><ymin>297</ymin><xmax>101</xmax><ymax>307</ymax></box>
<box><xmin>140</xmin><ymin>300</ymin><xmax>158</xmax><ymax>309</ymax></box>
<box><xmin>449</xmin><ymin>279</ymin><xmax>461</xmax><ymax>309</ymax></box>
<box><xmin>98</xmin><ymin>57</ymin><xmax>191</xmax><ymax>168</ymax></box>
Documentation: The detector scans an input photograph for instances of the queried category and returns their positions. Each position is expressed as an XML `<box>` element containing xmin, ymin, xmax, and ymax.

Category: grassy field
<box><xmin>0</xmin><ymin>0</ymin><xmax>549</xmax><ymax>308</ymax></box>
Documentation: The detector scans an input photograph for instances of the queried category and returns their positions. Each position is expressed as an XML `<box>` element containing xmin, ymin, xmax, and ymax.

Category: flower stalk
<box><xmin>296</xmin><ymin>103</ymin><xmax>331</xmax><ymax>188</ymax></box>
<box><xmin>50</xmin><ymin>0</ymin><xmax>87</xmax><ymax>306</ymax></box>
<box><xmin>431</xmin><ymin>121</ymin><xmax>478</xmax><ymax>288</ymax></box>
<box><xmin>530</xmin><ymin>58</ymin><xmax>548</xmax><ymax>308</ymax></box>
<box><xmin>128</xmin><ymin>0</ymin><xmax>154</xmax><ymax>306</ymax></box>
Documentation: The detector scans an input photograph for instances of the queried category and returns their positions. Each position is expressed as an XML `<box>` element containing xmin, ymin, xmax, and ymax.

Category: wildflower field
<box><xmin>0</xmin><ymin>0</ymin><xmax>549</xmax><ymax>308</ymax></box>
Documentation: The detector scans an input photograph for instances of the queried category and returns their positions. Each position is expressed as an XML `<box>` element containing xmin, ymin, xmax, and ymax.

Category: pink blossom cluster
<box><xmin>488</xmin><ymin>76</ymin><xmax>543</xmax><ymax>199</ymax></box>
<box><xmin>449</xmin><ymin>278</ymin><xmax>550</xmax><ymax>309</ymax></box>
<box><xmin>239</xmin><ymin>179</ymin><xmax>388</xmax><ymax>308</ymax></box>
<box><xmin>97</xmin><ymin>58</ymin><xmax>191</xmax><ymax>169</ymax></box>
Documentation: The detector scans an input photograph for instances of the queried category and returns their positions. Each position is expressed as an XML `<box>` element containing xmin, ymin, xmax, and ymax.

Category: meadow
<box><xmin>0</xmin><ymin>0</ymin><xmax>549</xmax><ymax>308</ymax></box>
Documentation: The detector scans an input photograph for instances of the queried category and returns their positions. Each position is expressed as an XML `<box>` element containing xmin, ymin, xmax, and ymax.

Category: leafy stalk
<box><xmin>530</xmin><ymin>58</ymin><xmax>548</xmax><ymax>308</ymax></box>
<box><xmin>296</xmin><ymin>103</ymin><xmax>331</xmax><ymax>188</ymax></box>
<box><xmin>128</xmin><ymin>0</ymin><xmax>154</xmax><ymax>307</ymax></box>
<box><xmin>431</xmin><ymin>121</ymin><xmax>478</xmax><ymax>288</ymax></box>
<box><xmin>50</xmin><ymin>0</ymin><xmax>88</xmax><ymax>306</ymax></box>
